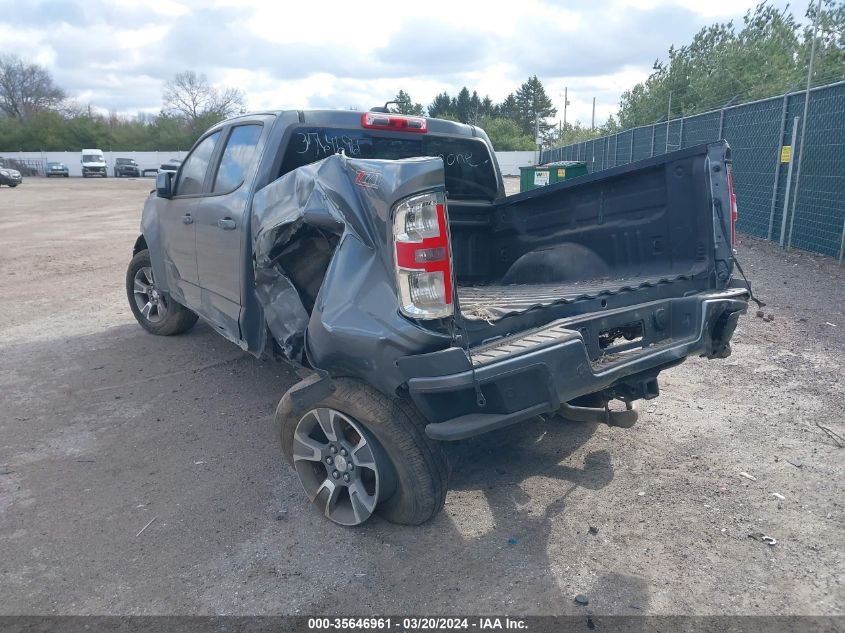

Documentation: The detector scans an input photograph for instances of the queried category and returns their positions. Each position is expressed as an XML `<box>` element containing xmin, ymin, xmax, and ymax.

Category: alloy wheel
<box><xmin>292</xmin><ymin>408</ymin><xmax>384</xmax><ymax>526</ymax></box>
<box><xmin>132</xmin><ymin>266</ymin><xmax>168</xmax><ymax>323</ymax></box>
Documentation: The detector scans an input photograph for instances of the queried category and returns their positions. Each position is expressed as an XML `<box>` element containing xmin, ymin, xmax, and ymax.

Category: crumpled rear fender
<box><xmin>251</xmin><ymin>153</ymin><xmax>452</xmax><ymax>394</ymax></box>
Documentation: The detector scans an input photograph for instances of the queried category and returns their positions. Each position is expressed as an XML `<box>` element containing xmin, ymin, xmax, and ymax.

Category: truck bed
<box><xmin>458</xmin><ymin>273</ymin><xmax>692</xmax><ymax>321</ymax></box>
<box><xmin>449</xmin><ymin>143</ymin><xmax>732</xmax><ymax>336</ymax></box>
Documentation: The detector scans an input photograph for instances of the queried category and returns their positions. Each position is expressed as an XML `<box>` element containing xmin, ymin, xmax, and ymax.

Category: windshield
<box><xmin>279</xmin><ymin>127</ymin><xmax>499</xmax><ymax>201</ymax></box>
<box><xmin>117</xmin><ymin>159</ymin><xmax>137</xmax><ymax>165</ymax></box>
<box><xmin>48</xmin><ymin>162</ymin><xmax>62</xmax><ymax>167</ymax></box>
<box><xmin>82</xmin><ymin>154</ymin><xmax>102</xmax><ymax>162</ymax></box>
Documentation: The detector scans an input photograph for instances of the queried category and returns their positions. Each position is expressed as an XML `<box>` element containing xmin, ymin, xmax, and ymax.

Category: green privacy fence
<box><xmin>541</xmin><ymin>81</ymin><xmax>845</xmax><ymax>261</ymax></box>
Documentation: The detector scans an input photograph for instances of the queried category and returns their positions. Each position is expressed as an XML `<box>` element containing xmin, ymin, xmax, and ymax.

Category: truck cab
<box><xmin>81</xmin><ymin>149</ymin><xmax>107</xmax><ymax>178</ymax></box>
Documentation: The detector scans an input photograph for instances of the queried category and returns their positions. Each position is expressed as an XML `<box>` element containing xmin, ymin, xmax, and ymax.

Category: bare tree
<box><xmin>0</xmin><ymin>55</ymin><xmax>65</xmax><ymax>120</ymax></box>
<box><xmin>162</xmin><ymin>71</ymin><xmax>246</xmax><ymax>129</ymax></box>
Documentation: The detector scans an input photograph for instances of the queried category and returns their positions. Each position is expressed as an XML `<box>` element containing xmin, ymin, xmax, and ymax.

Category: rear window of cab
<box><xmin>279</xmin><ymin>127</ymin><xmax>499</xmax><ymax>201</ymax></box>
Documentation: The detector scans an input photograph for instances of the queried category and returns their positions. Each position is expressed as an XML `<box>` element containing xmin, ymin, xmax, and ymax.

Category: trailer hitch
<box><xmin>558</xmin><ymin>400</ymin><xmax>638</xmax><ymax>428</ymax></box>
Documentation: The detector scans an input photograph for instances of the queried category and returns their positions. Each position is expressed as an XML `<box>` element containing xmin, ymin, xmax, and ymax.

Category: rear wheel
<box><xmin>126</xmin><ymin>249</ymin><xmax>198</xmax><ymax>336</ymax></box>
<box><xmin>276</xmin><ymin>378</ymin><xmax>449</xmax><ymax>526</ymax></box>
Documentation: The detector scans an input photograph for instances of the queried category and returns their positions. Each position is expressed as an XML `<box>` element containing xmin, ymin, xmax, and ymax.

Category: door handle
<box><xmin>217</xmin><ymin>218</ymin><xmax>237</xmax><ymax>230</ymax></box>
<box><xmin>182</xmin><ymin>213</ymin><xmax>193</xmax><ymax>225</ymax></box>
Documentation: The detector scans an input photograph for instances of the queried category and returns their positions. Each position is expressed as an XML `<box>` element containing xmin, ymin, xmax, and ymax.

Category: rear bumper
<box><xmin>398</xmin><ymin>286</ymin><xmax>750</xmax><ymax>440</ymax></box>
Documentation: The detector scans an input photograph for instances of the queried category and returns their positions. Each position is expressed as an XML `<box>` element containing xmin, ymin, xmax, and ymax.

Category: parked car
<box><xmin>157</xmin><ymin>159</ymin><xmax>181</xmax><ymax>175</ymax></box>
<box><xmin>114</xmin><ymin>158</ymin><xmax>141</xmax><ymax>177</ymax></box>
<box><xmin>126</xmin><ymin>110</ymin><xmax>750</xmax><ymax>527</ymax></box>
<box><xmin>46</xmin><ymin>161</ymin><xmax>69</xmax><ymax>177</ymax></box>
<box><xmin>0</xmin><ymin>167</ymin><xmax>22</xmax><ymax>187</ymax></box>
<box><xmin>81</xmin><ymin>149</ymin><xmax>107</xmax><ymax>177</ymax></box>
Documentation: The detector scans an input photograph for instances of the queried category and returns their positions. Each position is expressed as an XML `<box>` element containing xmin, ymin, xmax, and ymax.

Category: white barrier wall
<box><xmin>495</xmin><ymin>151</ymin><xmax>539</xmax><ymax>176</ymax></box>
<box><xmin>4</xmin><ymin>150</ymin><xmax>537</xmax><ymax>178</ymax></box>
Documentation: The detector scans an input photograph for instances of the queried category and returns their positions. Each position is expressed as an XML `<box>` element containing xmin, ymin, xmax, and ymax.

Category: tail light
<box><xmin>362</xmin><ymin>112</ymin><xmax>427</xmax><ymax>133</ymax></box>
<box><xmin>392</xmin><ymin>191</ymin><xmax>453</xmax><ymax>319</ymax></box>
<box><xmin>727</xmin><ymin>168</ymin><xmax>738</xmax><ymax>246</ymax></box>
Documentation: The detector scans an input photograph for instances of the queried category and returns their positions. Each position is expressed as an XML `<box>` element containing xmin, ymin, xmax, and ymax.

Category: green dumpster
<box><xmin>519</xmin><ymin>161</ymin><xmax>588</xmax><ymax>193</ymax></box>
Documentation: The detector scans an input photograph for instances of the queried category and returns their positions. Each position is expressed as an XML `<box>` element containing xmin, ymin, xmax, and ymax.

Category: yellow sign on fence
<box><xmin>780</xmin><ymin>145</ymin><xmax>792</xmax><ymax>163</ymax></box>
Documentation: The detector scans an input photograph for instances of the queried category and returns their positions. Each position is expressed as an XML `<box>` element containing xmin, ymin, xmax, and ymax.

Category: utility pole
<box><xmin>665</xmin><ymin>90</ymin><xmax>673</xmax><ymax>153</ymax></box>
<box><xmin>667</xmin><ymin>90</ymin><xmax>672</xmax><ymax>123</ymax></box>
<box><xmin>561</xmin><ymin>88</ymin><xmax>571</xmax><ymax>129</ymax></box>
<box><xmin>787</xmin><ymin>0</ymin><xmax>823</xmax><ymax>249</ymax></box>
<box><xmin>591</xmin><ymin>97</ymin><xmax>596</xmax><ymax>131</ymax></box>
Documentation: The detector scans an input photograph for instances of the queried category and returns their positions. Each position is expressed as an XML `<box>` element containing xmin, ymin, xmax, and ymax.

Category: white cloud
<box><xmin>0</xmin><ymin>0</ymin><xmax>802</xmax><ymax>123</ymax></box>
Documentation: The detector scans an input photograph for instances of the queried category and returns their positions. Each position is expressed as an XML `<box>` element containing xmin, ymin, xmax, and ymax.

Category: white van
<box><xmin>81</xmin><ymin>149</ymin><xmax>107</xmax><ymax>178</ymax></box>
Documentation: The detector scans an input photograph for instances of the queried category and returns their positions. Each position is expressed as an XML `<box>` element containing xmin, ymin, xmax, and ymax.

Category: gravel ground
<box><xmin>0</xmin><ymin>177</ymin><xmax>843</xmax><ymax>616</ymax></box>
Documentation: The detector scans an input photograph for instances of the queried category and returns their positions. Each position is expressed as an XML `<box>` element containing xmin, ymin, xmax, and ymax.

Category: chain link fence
<box><xmin>541</xmin><ymin>81</ymin><xmax>845</xmax><ymax>262</ymax></box>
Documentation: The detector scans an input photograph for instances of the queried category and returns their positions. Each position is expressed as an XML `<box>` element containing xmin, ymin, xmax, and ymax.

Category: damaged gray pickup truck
<box><xmin>126</xmin><ymin>109</ymin><xmax>750</xmax><ymax>526</ymax></box>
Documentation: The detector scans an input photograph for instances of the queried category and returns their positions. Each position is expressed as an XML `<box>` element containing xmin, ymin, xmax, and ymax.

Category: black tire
<box><xmin>9</xmin><ymin>183</ymin><xmax>17</xmax><ymax>188</ymax></box>
<box><xmin>64</xmin><ymin>173</ymin><xmax>68</xmax><ymax>177</ymax></box>
<box><xmin>276</xmin><ymin>377</ymin><xmax>449</xmax><ymax>526</ymax></box>
<box><xmin>126</xmin><ymin>249</ymin><xmax>198</xmax><ymax>336</ymax></box>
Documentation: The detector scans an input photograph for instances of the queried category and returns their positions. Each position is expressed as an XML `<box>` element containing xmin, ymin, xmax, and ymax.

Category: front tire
<box><xmin>126</xmin><ymin>249</ymin><xmax>198</xmax><ymax>336</ymax></box>
<box><xmin>276</xmin><ymin>377</ymin><xmax>449</xmax><ymax>526</ymax></box>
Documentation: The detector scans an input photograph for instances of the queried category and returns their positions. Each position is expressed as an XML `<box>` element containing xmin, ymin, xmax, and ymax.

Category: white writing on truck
<box><xmin>296</xmin><ymin>132</ymin><xmax>361</xmax><ymax>157</ymax></box>
<box><xmin>438</xmin><ymin>152</ymin><xmax>485</xmax><ymax>168</ymax></box>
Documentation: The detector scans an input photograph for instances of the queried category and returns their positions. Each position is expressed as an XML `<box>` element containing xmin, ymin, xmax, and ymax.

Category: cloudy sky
<box><xmin>0</xmin><ymin>0</ymin><xmax>800</xmax><ymax>126</ymax></box>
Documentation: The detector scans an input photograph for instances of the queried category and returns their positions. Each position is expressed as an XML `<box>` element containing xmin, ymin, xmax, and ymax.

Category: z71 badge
<box><xmin>354</xmin><ymin>169</ymin><xmax>381</xmax><ymax>189</ymax></box>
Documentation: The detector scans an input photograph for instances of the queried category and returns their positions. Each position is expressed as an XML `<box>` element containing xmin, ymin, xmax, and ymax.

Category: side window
<box><xmin>213</xmin><ymin>124</ymin><xmax>263</xmax><ymax>193</ymax></box>
<box><xmin>176</xmin><ymin>131</ymin><xmax>220</xmax><ymax>196</ymax></box>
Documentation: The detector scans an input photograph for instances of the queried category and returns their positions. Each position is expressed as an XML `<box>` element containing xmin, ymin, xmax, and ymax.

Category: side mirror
<box><xmin>156</xmin><ymin>171</ymin><xmax>174</xmax><ymax>198</ymax></box>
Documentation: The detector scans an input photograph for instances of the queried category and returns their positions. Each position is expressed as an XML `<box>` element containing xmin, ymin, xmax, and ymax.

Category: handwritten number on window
<box><xmin>297</xmin><ymin>132</ymin><xmax>361</xmax><ymax>157</ymax></box>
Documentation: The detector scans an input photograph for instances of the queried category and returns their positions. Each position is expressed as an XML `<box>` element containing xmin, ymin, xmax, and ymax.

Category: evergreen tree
<box><xmin>468</xmin><ymin>91</ymin><xmax>481</xmax><ymax>124</ymax></box>
<box><xmin>514</xmin><ymin>76</ymin><xmax>557</xmax><ymax>139</ymax></box>
<box><xmin>480</xmin><ymin>95</ymin><xmax>494</xmax><ymax>118</ymax></box>
<box><xmin>454</xmin><ymin>87</ymin><xmax>472</xmax><ymax>123</ymax></box>
<box><xmin>392</xmin><ymin>90</ymin><xmax>423</xmax><ymax>116</ymax></box>
<box><xmin>427</xmin><ymin>92</ymin><xmax>455</xmax><ymax>119</ymax></box>
<box><xmin>496</xmin><ymin>93</ymin><xmax>519</xmax><ymax>120</ymax></box>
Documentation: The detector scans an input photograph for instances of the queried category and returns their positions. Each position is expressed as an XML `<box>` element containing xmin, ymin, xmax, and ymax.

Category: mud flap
<box><xmin>708</xmin><ymin>310</ymin><xmax>741</xmax><ymax>359</ymax></box>
<box><xmin>284</xmin><ymin>370</ymin><xmax>336</xmax><ymax>414</ymax></box>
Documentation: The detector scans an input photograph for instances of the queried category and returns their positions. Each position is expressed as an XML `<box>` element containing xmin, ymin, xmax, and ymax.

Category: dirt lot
<box><xmin>1</xmin><ymin>177</ymin><xmax>843</xmax><ymax>616</ymax></box>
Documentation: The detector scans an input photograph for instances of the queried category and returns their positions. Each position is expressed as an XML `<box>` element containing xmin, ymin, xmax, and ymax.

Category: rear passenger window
<box><xmin>176</xmin><ymin>131</ymin><xmax>220</xmax><ymax>195</ymax></box>
<box><xmin>214</xmin><ymin>124</ymin><xmax>263</xmax><ymax>193</ymax></box>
